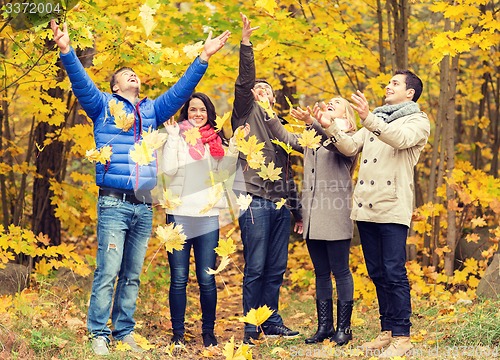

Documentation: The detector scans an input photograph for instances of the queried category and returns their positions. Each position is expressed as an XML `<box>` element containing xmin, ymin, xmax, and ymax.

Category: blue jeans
<box><xmin>87</xmin><ymin>195</ymin><xmax>152</xmax><ymax>340</ymax></box>
<box><xmin>167</xmin><ymin>214</ymin><xmax>219</xmax><ymax>334</ymax></box>
<box><xmin>238</xmin><ymin>196</ymin><xmax>291</xmax><ymax>332</ymax></box>
<box><xmin>356</xmin><ymin>221</ymin><xmax>412</xmax><ymax>336</ymax></box>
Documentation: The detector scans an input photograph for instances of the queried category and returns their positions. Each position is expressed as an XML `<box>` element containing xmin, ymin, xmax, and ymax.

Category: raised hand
<box><xmin>50</xmin><ymin>19</ymin><xmax>70</xmax><ymax>54</ymax></box>
<box><xmin>312</xmin><ymin>102</ymin><xmax>333</xmax><ymax>128</ymax></box>
<box><xmin>290</xmin><ymin>106</ymin><xmax>313</xmax><ymax>125</ymax></box>
<box><xmin>240</xmin><ymin>12</ymin><xmax>260</xmax><ymax>46</ymax></box>
<box><xmin>350</xmin><ymin>90</ymin><xmax>370</xmax><ymax>121</ymax></box>
<box><xmin>165</xmin><ymin>117</ymin><xmax>179</xmax><ymax>136</ymax></box>
<box><xmin>200</xmin><ymin>30</ymin><xmax>231</xmax><ymax>62</ymax></box>
<box><xmin>235</xmin><ymin>123</ymin><xmax>251</xmax><ymax>138</ymax></box>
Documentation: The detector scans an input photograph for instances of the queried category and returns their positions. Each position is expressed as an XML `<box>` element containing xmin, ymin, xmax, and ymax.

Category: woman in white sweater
<box><xmin>160</xmin><ymin>92</ymin><xmax>248</xmax><ymax>348</ymax></box>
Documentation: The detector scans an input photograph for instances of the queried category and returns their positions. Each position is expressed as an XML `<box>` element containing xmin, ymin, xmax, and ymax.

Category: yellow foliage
<box><xmin>130</xmin><ymin>141</ymin><xmax>155</xmax><ymax>165</ymax></box>
<box><xmin>156</xmin><ymin>223</ymin><xmax>187</xmax><ymax>253</ymax></box>
<box><xmin>222</xmin><ymin>336</ymin><xmax>253</xmax><ymax>360</ymax></box>
<box><xmin>297</xmin><ymin>129</ymin><xmax>321</xmax><ymax>150</ymax></box>
<box><xmin>240</xmin><ymin>305</ymin><xmax>273</xmax><ymax>327</ymax></box>
<box><xmin>257</xmin><ymin>161</ymin><xmax>282</xmax><ymax>182</ymax></box>
<box><xmin>215</xmin><ymin>238</ymin><xmax>237</xmax><ymax>257</ymax></box>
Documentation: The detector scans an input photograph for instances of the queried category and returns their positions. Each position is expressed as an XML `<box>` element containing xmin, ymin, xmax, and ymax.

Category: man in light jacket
<box><xmin>317</xmin><ymin>70</ymin><xmax>430</xmax><ymax>358</ymax></box>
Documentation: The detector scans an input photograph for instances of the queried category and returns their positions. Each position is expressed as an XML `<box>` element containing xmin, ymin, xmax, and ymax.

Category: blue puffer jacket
<box><xmin>60</xmin><ymin>47</ymin><xmax>208</xmax><ymax>192</ymax></box>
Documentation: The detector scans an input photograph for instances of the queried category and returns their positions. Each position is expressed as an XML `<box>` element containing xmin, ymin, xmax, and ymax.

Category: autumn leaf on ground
<box><xmin>298</xmin><ymin>129</ymin><xmax>321</xmax><ymax>150</ymax></box>
<box><xmin>247</xmin><ymin>151</ymin><xmax>266</xmax><ymax>170</ymax></box>
<box><xmin>215</xmin><ymin>238</ymin><xmax>237</xmax><ymax>257</ymax></box>
<box><xmin>215</xmin><ymin>112</ymin><xmax>231</xmax><ymax>132</ymax></box>
<box><xmin>131</xmin><ymin>333</ymin><xmax>155</xmax><ymax>350</ymax></box>
<box><xmin>222</xmin><ymin>336</ymin><xmax>252</xmax><ymax>360</ymax></box>
<box><xmin>236</xmin><ymin>194</ymin><xmax>253</xmax><ymax>211</ymax></box>
<box><xmin>130</xmin><ymin>141</ymin><xmax>154</xmax><ymax>165</ymax></box>
<box><xmin>258</xmin><ymin>161</ymin><xmax>282</xmax><ymax>182</ymax></box>
<box><xmin>271</xmin><ymin>139</ymin><xmax>293</xmax><ymax>154</ymax></box>
<box><xmin>255</xmin><ymin>0</ymin><xmax>277</xmax><ymax>16</ymax></box>
<box><xmin>115</xmin><ymin>341</ymin><xmax>132</xmax><ymax>352</ymax></box>
<box><xmin>183</xmin><ymin>127</ymin><xmax>201</xmax><ymax>146</ymax></box>
<box><xmin>86</xmin><ymin>146</ymin><xmax>112</xmax><ymax>164</ymax></box>
<box><xmin>142</xmin><ymin>126</ymin><xmax>167</xmax><ymax>150</ymax></box>
<box><xmin>156</xmin><ymin>223</ymin><xmax>187</xmax><ymax>253</ymax></box>
<box><xmin>160</xmin><ymin>188</ymin><xmax>182</xmax><ymax>210</ymax></box>
<box><xmin>240</xmin><ymin>305</ymin><xmax>274</xmax><ymax>327</ymax></box>
<box><xmin>275</xmin><ymin>198</ymin><xmax>286</xmax><ymax>209</ymax></box>
<box><xmin>206</xmin><ymin>256</ymin><xmax>231</xmax><ymax>275</ymax></box>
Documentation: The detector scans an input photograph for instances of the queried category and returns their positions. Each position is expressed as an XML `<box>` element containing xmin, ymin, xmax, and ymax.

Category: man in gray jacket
<box><xmin>231</xmin><ymin>13</ymin><xmax>300</xmax><ymax>346</ymax></box>
<box><xmin>318</xmin><ymin>70</ymin><xmax>430</xmax><ymax>357</ymax></box>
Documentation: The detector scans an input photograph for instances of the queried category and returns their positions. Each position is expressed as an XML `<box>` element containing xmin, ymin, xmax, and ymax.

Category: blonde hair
<box><xmin>331</xmin><ymin>97</ymin><xmax>357</xmax><ymax>133</ymax></box>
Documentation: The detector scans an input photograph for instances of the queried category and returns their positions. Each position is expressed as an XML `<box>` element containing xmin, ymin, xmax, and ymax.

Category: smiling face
<box><xmin>385</xmin><ymin>74</ymin><xmax>415</xmax><ymax>105</ymax></box>
<box><xmin>187</xmin><ymin>97</ymin><xmax>208</xmax><ymax>127</ymax></box>
<box><xmin>253</xmin><ymin>81</ymin><xmax>275</xmax><ymax>106</ymax></box>
<box><xmin>111</xmin><ymin>68</ymin><xmax>141</xmax><ymax>95</ymax></box>
<box><xmin>326</xmin><ymin>97</ymin><xmax>348</xmax><ymax>118</ymax></box>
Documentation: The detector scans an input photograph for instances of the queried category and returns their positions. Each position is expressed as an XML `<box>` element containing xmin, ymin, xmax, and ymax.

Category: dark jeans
<box><xmin>238</xmin><ymin>196</ymin><xmax>291</xmax><ymax>332</ymax></box>
<box><xmin>167</xmin><ymin>214</ymin><xmax>219</xmax><ymax>334</ymax></box>
<box><xmin>356</xmin><ymin>221</ymin><xmax>412</xmax><ymax>336</ymax></box>
<box><xmin>306</xmin><ymin>239</ymin><xmax>353</xmax><ymax>302</ymax></box>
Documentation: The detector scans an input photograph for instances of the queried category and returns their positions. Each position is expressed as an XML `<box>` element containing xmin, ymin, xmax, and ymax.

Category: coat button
<box><xmin>311</xmin><ymin>186</ymin><xmax>313</xmax><ymax>190</ymax></box>
<box><xmin>373</xmin><ymin>158</ymin><xmax>377</xmax><ymax>163</ymax></box>
<box><xmin>360</xmin><ymin>180</ymin><xmax>364</xmax><ymax>185</ymax></box>
<box><xmin>369</xmin><ymin>203</ymin><xmax>373</xmax><ymax>208</ymax></box>
<box><xmin>312</xmin><ymin>168</ymin><xmax>315</xmax><ymax>173</ymax></box>
<box><xmin>387</xmin><ymin>180</ymin><xmax>391</xmax><ymax>185</ymax></box>
<box><xmin>358</xmin><ymin>203</ymin><xmax>362</xmax><ymax>207</ymax></box>
<box><xmin>370</xmin><ymin>137</ymin><xmax>374</xmax><ymax>142</ymax></box>
<box><xmin>363</xmin><ymin>159</ymin><xmax>368</xmax><ymax>164</ymax></box>
<box><xmin>370</xmin><ymin>180</ymin><xmax>375</xmax><ymax>185</ymax></box>
<box><xmin>312</xmin><ymin>150</ymin><xmax>315</xmax><ymax>155</ymax></box>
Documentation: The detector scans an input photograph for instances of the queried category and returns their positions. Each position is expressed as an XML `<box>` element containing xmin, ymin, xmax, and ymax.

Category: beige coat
<box><xmin>266</xmin><ymin>118</ymin><xmax>356</xmax><ymax>241</ymax></box>
<box><xmin>324</xmin><ymin>110</ymin><xmax>430</xmax><ymax>227</ymax></box>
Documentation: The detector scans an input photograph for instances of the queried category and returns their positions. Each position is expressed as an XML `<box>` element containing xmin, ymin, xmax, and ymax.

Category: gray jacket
<box><xmin>266</xmin><ymin>117</ymin><xmax>356</xmax><ymax>241</ymax></box>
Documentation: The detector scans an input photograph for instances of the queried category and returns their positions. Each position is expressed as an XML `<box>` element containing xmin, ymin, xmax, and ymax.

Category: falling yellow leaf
<box><xmin>199</xmin><ymin>183</ymin><xmax>225</xmax><ymax>214</ymax></box>
<box><xmin>275</xmin><ymin>198</ymin><xmax>286</xmax><ymax>209</ymax></box>
<box><xmin>215</xmin><ymin>238</ymin><xmax>237</xmax><ymax>257</ymax></box>
<box><xmin>183</xmin><ymin>41</ymin><xmax>204</xmax><ymax>58</ymax></box>
<box><xmin>183</xmin><ymin>127</ymin><xmax>201</xmax><ymax>146</ymax></box>
<box><xmin>142</xmin><ymin>127</ymin><xmax>168</xmax><ymax>150</ymax></box>
<box><xmin>130</xmin><ymin>141</ymin><xmax>155</xmax><ymax>166</ymax></box>
<box><xmin>206</xmin><ymin>256</ymin><xmax>231</xmax><ymax>275</ymax></box>
<box><xmin>86</xmin><ymin>146</ymin><xmax>112</xmax><ymax>164</ymax></box>
<box><xmin>271</xmin><ymin>139</ymin><xmax>294</xmax><ymax>154</ymax></box>
<box><xmin>215</xmin><ymin>112</ymin><xmax>231</xmax><ymax>132</ymax></box>
<box><xmin>139</xmin><ymin>1</ymin><xmax>160</xmax><ymax>37</ymax></box>
<box><xmin>258</xmin><ymin>161</ymin><xmax>282</xmax><ymax>182</ymax></box>
<box><xmin>298</xmin><ymin>129</ymin><xmax>321</xmax><ymax>150</ymax></box>
<box><xmin>240</xmin><ymin>305</ymin><xmax>274</xmax><ymax>327</ymax></box>
<box><xmin>284</xmin><ymin>95</ymin><xmax>294</xmax><ymax>110</ymax></box>
<box><xmin>256</xmin><ymin>99</ymin><xmax>275</xmax><ymax>118</ymax></box>
<box><xmin>160</xmin><ymin>188</ymin><xmax>182</xmax><ymax>210</ymax></box>
<box><xmin>115</xmin><ymin>112</ymin><xmax>135</xmax><ymax>132</ymax></box>
<box><xmin>236</xmin><ymin>194</ymin><xmax>253</xmax><ymax>211</ymax></box>
<box><xmin>156</xmin><ymin>223</ymin><xmax>187</xmax><ymax>253</ymax></box>
<box><xmin>236</xmin><ymin>135</ymin><xmax>265</xmax><ymax>156</ymax></box>
<box><xmin>247</xmin><ymin>151</ymin><xmax>266</xmax><ymax>170</ymax></box>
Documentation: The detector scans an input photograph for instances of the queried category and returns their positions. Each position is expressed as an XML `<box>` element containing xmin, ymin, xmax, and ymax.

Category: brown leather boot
<box><xmin>359</xmin><ymin>330</ymin><xmax>392</xmax><ymax>350</ymax></box>
<box><xmin>379</xmin><ymin>336</ymin><xmax>413</xmax><ymax>358</ymax></box>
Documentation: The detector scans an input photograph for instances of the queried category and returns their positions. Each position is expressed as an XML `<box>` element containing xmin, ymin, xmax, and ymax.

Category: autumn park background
<box><xmin>0</xmin><ymin>0</ymin><xmax>499</xmax><ymax>358</ymax></box>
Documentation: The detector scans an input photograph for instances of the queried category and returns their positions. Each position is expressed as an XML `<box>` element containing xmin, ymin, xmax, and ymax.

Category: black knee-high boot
<box><xmin>305</xmin><ymin>299</ymin><xmax>335</xmax><ymax>344</ymax></box>
<box><xmin>331</xmin><ymin>300</ymin><xmax>353</xmax><ymax>346</ymax></box>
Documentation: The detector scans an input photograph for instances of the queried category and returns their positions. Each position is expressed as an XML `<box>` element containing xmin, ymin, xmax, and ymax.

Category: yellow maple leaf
<box><xmin>131</xmin><ymin>333</ymin><xmax>155</xmax><ymax>350</ymax></box>
<box><xmin>298</xmin><ymin>129</ymin><xmax>321</xmax><ymax>150</ymax></box>
<box><xmin>470</xmin><ymin>217</ymin><xmax>487</xmax><ymax>228</ymax></box>
<box><xmin>275</xmin><ymin>198</ymin><xmax>286</xmax><ymax>209</ymax></box>
<box><xmin>115</xmin><ymin>112</ymin><xmax>135</xmax><ymax>132</ymax></box>
<box><xmin>236</xmin><ymin>194</ymin><xmax>253</xmax><ymax>211</ymax></box>
<box><xmin>258</xmin><ymin>161</ymin><xmax>282</xmax><ymax>182</ymax></box>
<box><xmin>206</xmin><ymin>256</ymin><xmax>231</xmax><ymax>275</ymax></box>
<box><xmin>271</xmin><ymin>139</ymin><xmax>294</xmax><ymax>154</ymax></box>
<box><xmin>236</xmin><ymin>135</ymin><xmax>265</xmax><ymax>156</ymax></box>
<box><xmin>115</xmin><ymin>341</ymin><xmax>132</xmax><ymax>352</ymax></box>
<box><xmin>158</xmin><ymin>69</ymin><xmax>176</xmax><ymax>86</ymax></box>
<box><xmin>465</xmin><ymin>233</ymin><xmax>480</xmax><ymax>243</ymax></box>
<box><xmin>215</xmin><ymin>112</ymin><xmax>231</xmax><ymax>132</ymax></box>
<box><xmin>222</xmin><ymin>336</ymin><xmax>252</xmax><ymax>360</ymax></box>
<box><xmin>139</xmin><ymin>2</ymin><xmax>159</xmax><ymax>37</ymax></box>
<box><xmin>142</xmin><ymin>127</ymin><xmax>168</xmax><ymax>150</ymax></box>
<box><xmin>255</xmin><ymin>0</ymin><xmax>277</xmax><ymax>16</ymax></box>
<box><xmin>240</xmin><ymin>305</ymin><xmax>274</xmax><ymax>327</ymax></box>
<box><xmin>183</xmin><ymin>127</ymin><xmax>201</xmax><ymax>146</ymax></box>
<box><xmin>215</xmin><ymin>238</ymin><xmax>237</xmax><ymax>257</ymax></box>
<box><xmin>247</xmin><ymin>151</ymin><xmax>266</xmax><ymax>170</ymax></box>
<box><xmin>156</xmin><ymin>223</ymin><xmax>187</xmax><ymax>253</ymax></box>
<box><xmin>256</xmin><ymin>99</ymin><xmax>275</xmax><ymax>118</ymax></box>
<box><xmin>35</xmin><ymin>258</ymin><xmax>52</xmax><ymax>276</ymax></box>
<box><xmin>183</xmin><ymin>41</ymin><xmax>204</xmax><ymax>59</ymax></box>
<box><xmin>85</xmin><ymin>146</ymin><xmax>112</xmax><ymax>164</ymax></box>
<box><xmin>160</xmin><ymin>188</ymin><xmax>182</xmax><ymax>210</ymax></box>
<box><xmin>130</xmin><ymin>141</ymin><xmax>155</xmax><ymax>166</ymax></box>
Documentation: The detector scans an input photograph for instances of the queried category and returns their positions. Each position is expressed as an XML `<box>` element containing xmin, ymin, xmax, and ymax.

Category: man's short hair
<box><xmin>395</xmin><ymin>70</ymin><xmax>423</xmax><ymax>102</ymax></box>
<box><xmin>110</xmin><ymin>67</ymin><xmax>134</xmax><ymax>93</ymax></box>
<box><xmin>254</xmin><ymin>78</ymin><xmax>273</xmax><ymax>91</ymax></box>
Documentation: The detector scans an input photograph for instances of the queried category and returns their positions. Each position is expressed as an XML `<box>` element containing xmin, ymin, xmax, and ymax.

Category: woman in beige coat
<box><xmin>263</xmin><ymin>97</ymin><xmax>357</xmax><ymax>346</ymax></box>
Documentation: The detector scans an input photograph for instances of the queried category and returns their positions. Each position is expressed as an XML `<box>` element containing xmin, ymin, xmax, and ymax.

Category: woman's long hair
<box><xmin>178</xmin><ymin>92</ymin><xmax>228</xmax><ymax>145</ymax></box>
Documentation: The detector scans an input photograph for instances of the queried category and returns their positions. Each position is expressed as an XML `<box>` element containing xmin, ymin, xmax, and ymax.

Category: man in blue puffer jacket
<box><xmin>50</xmin><ymin>19</ymin><xmax>230</xmax><ymax>355</ymax></box>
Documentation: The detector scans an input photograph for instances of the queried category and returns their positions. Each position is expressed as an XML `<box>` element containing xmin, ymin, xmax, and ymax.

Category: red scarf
<box><xmin>178</xmin><ymin>121</ymin><xmax>225</xmax><ymax>160</ymax></box>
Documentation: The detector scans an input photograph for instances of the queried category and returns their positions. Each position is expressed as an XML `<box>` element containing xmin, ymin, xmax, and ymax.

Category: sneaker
<box><xmin>171</xmin><ymin>333</ymin><xmax>185</xmax><ymax>348</ymax></box>
<box><xmin>243</xmin><ymin>331</ymin><xmax>260</xmax><ymax>347</ymax></box>
<box><xmin>262</xmin><ymin>324</ymin><xmax>300</xmax><ymax>338</ymax></box>
<box><xmin>91</xmin><ymin>336</ymin><xmax>109</xmax><ymax>356</ymax></box>
<box><xmin>121</xmin><ymin>332</ymin><xmax>145</xmax><ymax>353</ymax></box>
<box><xmin>360</xmin><ymin>330</ymin><xmax>392</xmax><ymax>350</ymax></box>
<box><xmin>379</xmin><ymin>336</ymin><xmax>413</xmax><ymax>358</ymax></box>
<box><xmin>202</xmin><ymin>332</ymin><xmax>218</xmax><ymax>347</ymax></box>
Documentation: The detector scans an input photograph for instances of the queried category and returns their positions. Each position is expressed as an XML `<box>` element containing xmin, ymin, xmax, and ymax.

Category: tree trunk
<box><xmin>388</xmin><ymin>0</ymin><xmax>409</xmax><ymax>70</ymax></box>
